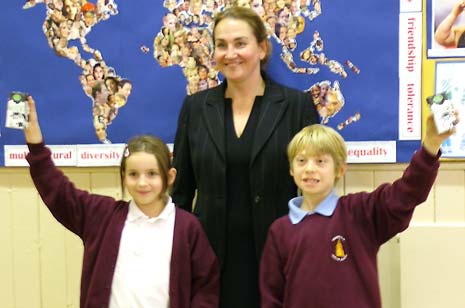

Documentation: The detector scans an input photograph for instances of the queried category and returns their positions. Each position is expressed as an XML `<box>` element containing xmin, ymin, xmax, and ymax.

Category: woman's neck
<box><xmin>225</xmin><ymin>74</ymin><xmax>265</xmax><ymax>103</ymax></box>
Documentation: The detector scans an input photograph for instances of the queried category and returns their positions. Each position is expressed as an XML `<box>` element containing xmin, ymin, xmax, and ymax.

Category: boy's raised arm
<box><xmin>422</xmin><ymin>111</ymin><xmax>459</xmax><ymax>156</ymax></box>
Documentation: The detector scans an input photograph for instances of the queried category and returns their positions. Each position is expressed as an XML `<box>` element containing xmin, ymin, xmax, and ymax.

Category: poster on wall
<box><xmin>427</xmin><ymin>0</ymin><xmax>465</xmax><ymax>58</ymax></box>
<box><xmin>432</xmin><ymin>61</ymin><xmax>465</xmax><ymax>158</ymax></box>
<box><xmin>0</xmin><ymin>0</ymin><xmax>421</xmax><ymax>166</ymax></box>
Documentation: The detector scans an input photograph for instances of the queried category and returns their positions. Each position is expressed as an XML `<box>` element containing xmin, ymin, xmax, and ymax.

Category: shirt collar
<box><xmin>288</xmin><ymin>191</ymin><xmax>339</xmax><ymax>224</ymax></box>
<box><xmin>127</xmin><ymin>197</ymin><xmax>175</xmax><ymax>223</ymax></box>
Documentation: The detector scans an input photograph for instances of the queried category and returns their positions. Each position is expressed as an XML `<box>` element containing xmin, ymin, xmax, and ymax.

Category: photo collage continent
<box><xmin>23</xmin><ymin>0</ymin><xmax>130</xmax><ymax>144</ymax></box>
<box><xmin>23</xmin><ymin>0</ymin><xmax>363</xmax><ymax>144</ymax></box>
<box><xmin>153</xmin><ymin>0</ymin><xmax>362</xmax><ymax>130</ymax></box>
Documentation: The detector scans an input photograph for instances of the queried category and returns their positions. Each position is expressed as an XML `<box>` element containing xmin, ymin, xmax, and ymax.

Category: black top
<box><xmin>221</xmin><ymin>97</ymin><xmax>262</xmax><ymax>308</ymax></box>
<box><xmin>172</xmin><ymin>72</ymin><xmax>320</xmax><ymax>268</ymax></box>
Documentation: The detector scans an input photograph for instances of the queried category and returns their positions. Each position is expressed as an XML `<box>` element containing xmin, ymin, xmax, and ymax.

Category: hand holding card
<box><xmin>426</xmin><ymin>92</ymin><xmax>458</xmax><ymax>134</ymax></box>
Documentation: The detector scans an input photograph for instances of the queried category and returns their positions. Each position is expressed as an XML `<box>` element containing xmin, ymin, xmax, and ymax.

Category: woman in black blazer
<box><xmin>172</xmin><ymin>6</ymin><xmax>320</xmax><ymax>308</ymax></box>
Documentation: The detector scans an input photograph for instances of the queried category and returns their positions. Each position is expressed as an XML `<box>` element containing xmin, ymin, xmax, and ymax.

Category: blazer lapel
<box><xmin>251</xmin><ymin>81</ymin><xmax>287</xmax><ymax>165</ymax></box>
<box><xmin>203</xmin><ymin>84</ymin><xmax>226</xmax><ymax>160</ymax></box>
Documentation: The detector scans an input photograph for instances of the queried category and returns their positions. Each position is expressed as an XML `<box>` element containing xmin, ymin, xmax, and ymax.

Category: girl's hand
<box><xmin>24</xmin><ymin>96</ymin><xmax>43</xmax><ymax>144</ymax></box>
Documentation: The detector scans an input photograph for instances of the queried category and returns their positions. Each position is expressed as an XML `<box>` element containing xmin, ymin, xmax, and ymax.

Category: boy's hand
<box><xmin>423</xmin><ymin>111</ymin><xmax>460</xmax><ymax>156</ymax></box>
<box><xmin>24</xmin><ymin>96</ymin><xmax>43</xmax><ymax>144</ymax></box>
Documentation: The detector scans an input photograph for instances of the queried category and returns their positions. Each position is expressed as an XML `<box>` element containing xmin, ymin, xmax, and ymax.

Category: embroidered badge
<box><xmin>331</xmin><ymin>235</ymin><xmax>348</xmax><ymax>262</ymax></box>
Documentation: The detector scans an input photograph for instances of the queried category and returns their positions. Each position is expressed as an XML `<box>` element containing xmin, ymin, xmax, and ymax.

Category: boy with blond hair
<box><xmin>260</xmin><ymin>113</ymin><xmax>458</xmax><ymax>308</ymax></box>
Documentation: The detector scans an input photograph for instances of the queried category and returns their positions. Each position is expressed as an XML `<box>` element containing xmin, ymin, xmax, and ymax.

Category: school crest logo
<box><xmin>331</xmin><ymin>235</ymin><xmax>348</xmax><ymax>262</ymax></box>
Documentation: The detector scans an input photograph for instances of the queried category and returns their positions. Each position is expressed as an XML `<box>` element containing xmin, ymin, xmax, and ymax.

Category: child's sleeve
<box><xmin>351</xmin><ymin>146</ymin><xmax>440</xmax><ymax>244</ymax></box>
<box><xmin>260</xmin><ymin>225</ymin><xmax>285</xmax><ymax>308</ymax></box>
<box><xmin>190</xmin><ymin>220</ymin><xmax>220</xmax><ymax>308</ymax></box>
<box><xmin>26</xmin><ymin>142</ymin><xmax>114</xmax><ymax>238</ymax></box>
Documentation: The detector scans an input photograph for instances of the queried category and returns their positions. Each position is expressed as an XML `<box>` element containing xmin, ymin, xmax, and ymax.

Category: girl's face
<box><xmin>65</xmin><ymin>5</ymin><xmax>76</xmax><ymax>19</ymax></box>
<box><xmin>93</xmin><ymin>66</ymin><xmax>104</xmax><ymax>80</ymax></box>
<box><xmin>213</xmin><ymin>18</ymin><xmax>266</xmax><ymax>84</ymax></box>
<box><xmin>161</xmin><ymin>37</ymin><xmax>170</xmax><ymax>47</ymax></box>
<box><xmin>59</xmin><ymin>21</ymin><xmax>70</xmax><ymax>37</ymax></box>
<box><xmin>320</xmin><ymin>84</ymin><xmax>329</xmax><ymax>96</ymax></box>
<box><xmin>124</xmin><ymin>152</ymin><xmax>174</xmax><ymax>212</ymax></box>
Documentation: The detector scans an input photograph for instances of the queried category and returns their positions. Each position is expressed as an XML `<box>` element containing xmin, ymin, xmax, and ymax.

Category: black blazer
<box><xmin>172</xmin><ymin>74</ymin><xmax>320</xmax><ymax>264</ymax></box>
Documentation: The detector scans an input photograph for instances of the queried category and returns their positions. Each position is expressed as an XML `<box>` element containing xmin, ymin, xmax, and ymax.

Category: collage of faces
<box><xmin>154</xmin><ymin>1</ymin><xmax>220</xmax><ymax>95</ymax></box>
<box><xmin>24</xmin><ymin>0</ymin><xmax>363</xmax><ymax>144</ymax></box>
<box><xmin>24</xmin><ymin>0</ymin><xmax>130</xmax><ymax>143</ymax></box>
<box><xmin>154</xmin><ymin>0</ymin><xmax>324</xmax><ymax>95</ymax></box>
<box><xmin>154</xmin><ymin>0</ymin><xmax>361</xmax><ymax>129</ymax></box>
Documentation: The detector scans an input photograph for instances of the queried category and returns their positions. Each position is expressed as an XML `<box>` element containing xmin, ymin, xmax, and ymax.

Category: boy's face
<box><xmin>290</xmin><ymin>150</ymin><xmax>342</xmax><ymax>204</ymax></box>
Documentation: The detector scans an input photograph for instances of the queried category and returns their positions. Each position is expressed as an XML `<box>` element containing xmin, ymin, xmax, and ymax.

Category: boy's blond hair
<box><xmin>287</xmin><ymin>124</ymin><xmax>347</xmax><ymax>180</ymax></box>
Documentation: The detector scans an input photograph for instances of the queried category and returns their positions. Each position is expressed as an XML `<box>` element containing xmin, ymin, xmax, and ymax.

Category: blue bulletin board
<box><xmin>0</xmin><ymin>0</ymin><xmax>420</xmax><ymax>165</ymax></box>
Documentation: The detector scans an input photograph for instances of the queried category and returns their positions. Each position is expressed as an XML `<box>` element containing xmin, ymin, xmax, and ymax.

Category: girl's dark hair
<box><xmin>213</xmin><ymin>6</ymin><xmax>272</xmax><ymax>68</ymax></box>
<box><xmin>120</xmin><ymin>135</ymin><xmax>172</xmax><ymax>197</ymax></box>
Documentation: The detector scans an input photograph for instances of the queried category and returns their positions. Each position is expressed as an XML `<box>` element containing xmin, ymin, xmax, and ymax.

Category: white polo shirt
<box><xmin>109</xmin><ymin>199</ymin><xmax>175</xmax><ymax>308</ymax></box>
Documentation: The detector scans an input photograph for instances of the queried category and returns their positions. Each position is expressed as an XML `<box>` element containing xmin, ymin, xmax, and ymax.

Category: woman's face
<box><xmin>278</xmin><ymin>9</ymin><xmax>289</xmax><ymax>24</ymax></box>
<box><xmin>213</xmin><ymin>18</ymin><xmax>266</xmax><ymax>83</ymax></box>
<box><xmin>95</xmin><ymin>122</ymin><xmax>107</xmax><ymax>141</ymax></box>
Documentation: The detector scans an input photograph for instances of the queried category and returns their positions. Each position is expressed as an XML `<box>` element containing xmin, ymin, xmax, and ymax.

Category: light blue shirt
<box><xmin>288</xmin><ymin>191</ymin><xmax>340</xmax><ymax>224</ymax></box>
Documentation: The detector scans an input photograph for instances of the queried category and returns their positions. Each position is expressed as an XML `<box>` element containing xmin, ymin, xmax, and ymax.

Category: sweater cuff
<box><xmin>27</xmin><ymin>142</ymin><xmax>46</xmax><ymax>154</ymax></box>
<box><xmin>419</xmin><ymin>145</ymin><xmax>441</xmax><ymax>163</ymax></box>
